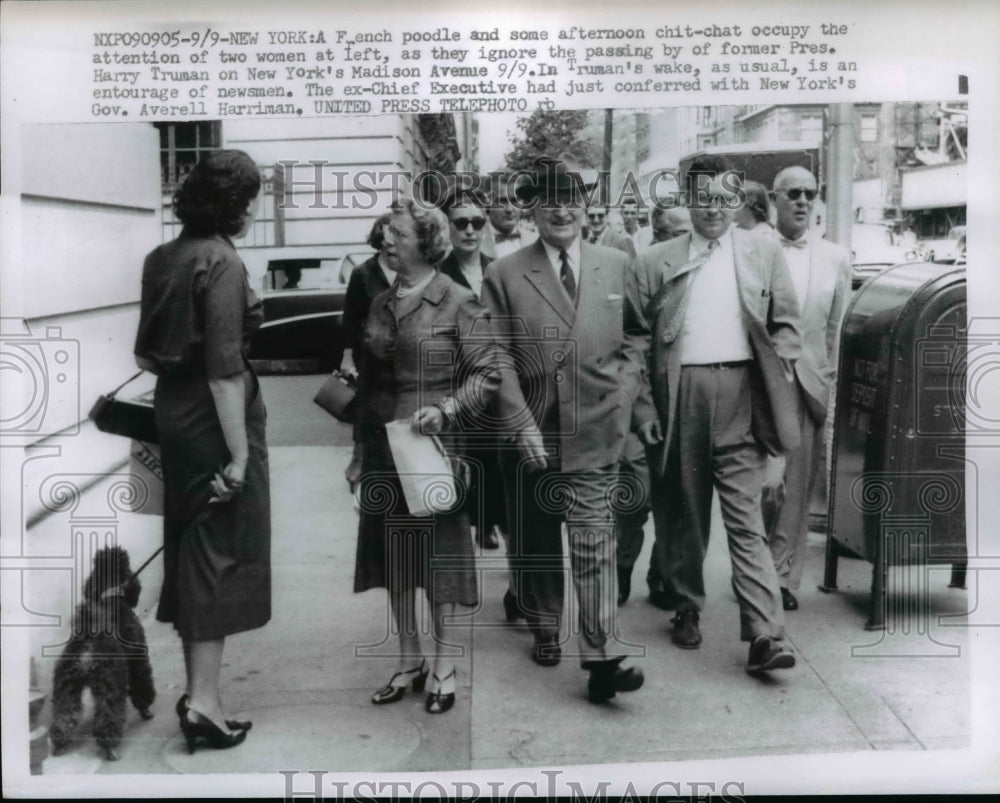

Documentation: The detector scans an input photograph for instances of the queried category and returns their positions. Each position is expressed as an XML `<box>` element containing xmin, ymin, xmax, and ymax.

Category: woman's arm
<box><xmin>209</xmin><ymin>372</ymin><xmax>249</xmax><ymax>493</ymax></box>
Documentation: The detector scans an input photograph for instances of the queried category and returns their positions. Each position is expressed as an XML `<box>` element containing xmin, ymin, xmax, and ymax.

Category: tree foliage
<box><xmin>504</xmin><ymin>110</ymin><xmax>600</xmax><ymax>171</ymax></box>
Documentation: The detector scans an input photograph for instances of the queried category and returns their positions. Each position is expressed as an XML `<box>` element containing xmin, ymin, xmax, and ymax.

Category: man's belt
<box><xmin>682</xmin><ymin>360</ymin><xmax>752</xmax><ymax>369</ymax></box>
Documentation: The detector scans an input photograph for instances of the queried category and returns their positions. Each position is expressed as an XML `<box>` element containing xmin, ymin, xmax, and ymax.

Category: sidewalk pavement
<box><xmin>41</xmin><ymin>442</ymin><xmax>971</xmax><ymax>779</ymax></box>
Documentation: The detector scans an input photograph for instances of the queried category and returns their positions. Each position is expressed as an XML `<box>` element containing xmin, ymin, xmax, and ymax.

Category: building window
<box><xmin>155</xmin><ymin>121</ymin><xmax>276</xmax><ymax>247</ymax></box>
<box><xmin>800</xmin><ymin>113</ymin><xmax>824</xmax><ymax>143</ymax></box>
<box><xmin>860</xmin><ymin>114</ymin><xmax>878</xmax><ymax>143</ymax></box>
<box><xmin>154</xmin><ymin>121</ymin><xmax>223</xmax><ymax>192</ymax></box>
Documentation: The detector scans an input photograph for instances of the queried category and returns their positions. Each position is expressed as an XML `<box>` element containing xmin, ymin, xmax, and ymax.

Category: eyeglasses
<box><xmin>778</xmin><ymin>188</ymin><xmax>817</xmax><ymax>201</ymax></box>
<box><xmin>451</xmin><ymin>217</ymin><xmax>487</xmax><ymax>231</ymax></box>
<box><xmin>587</xmin><ymin>212</ymin><xmax>606</xmax><ymax>221</ymax></box>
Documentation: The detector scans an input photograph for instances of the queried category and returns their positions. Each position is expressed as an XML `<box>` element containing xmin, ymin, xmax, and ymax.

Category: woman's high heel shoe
<box><xmin>179</xmin><ymin>708</ymin><xmax>248</xmax><ymax>755</ymax></box>
<box><xmin>371</xmin><ymin>660</ymin><xmax>428</xmax><ymax>705</ymax></box>
<box><xmin>176</xmin><ymin>694</ymin><xmax>252</xmax><ymax>732</ymax></box>
<box><xmin>424</xmin><ymin>669</ymin><xmax>456</xmax><ymax>715</ymax></box>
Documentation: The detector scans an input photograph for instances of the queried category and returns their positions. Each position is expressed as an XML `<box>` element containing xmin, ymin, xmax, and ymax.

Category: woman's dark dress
<box><xmin>436</xmin><ymin>252</ymin><xmax>509</xmax><ymax>535</ymax></box>
<box><xmin>134</xmin><ymin>231</ymin><xmax>271</xmax><ymax>641</ymax></box>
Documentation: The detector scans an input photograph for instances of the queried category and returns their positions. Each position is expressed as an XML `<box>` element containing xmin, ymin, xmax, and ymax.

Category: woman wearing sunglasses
<box><xmin>436</xmin><ymin>187</ymin><xmax>509</xmax><ymax>553</ymax></box>
<box><xmin>437</xmin><ymin>187</ymin><xmax>493</xmax><ymax>300</ymax></box>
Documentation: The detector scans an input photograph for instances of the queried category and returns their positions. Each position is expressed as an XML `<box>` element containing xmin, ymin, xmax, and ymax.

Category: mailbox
<box><xmin>822</xmin><ymin>263</ymin><xmax>966</xmax><ymax>629</ymax></box>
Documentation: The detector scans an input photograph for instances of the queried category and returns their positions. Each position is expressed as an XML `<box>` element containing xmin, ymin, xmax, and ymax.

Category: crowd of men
<box><xmin>344</xmin><ymin>153</ymin><xmax>851</xmax><ymax>700</ymax></box>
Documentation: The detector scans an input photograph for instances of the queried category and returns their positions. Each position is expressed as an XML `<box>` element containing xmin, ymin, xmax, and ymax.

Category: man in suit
<box><xmin>482</xmin><ymin>172</ymin><xmax>537</xmax><ymax>259</ymax></box>
<box><xmin>482</xmin><ymin>155</ymin><xmax>645</xmax><ymax>702</ymax></box>
<box><xmin>586</xmin><ymin>204</ymin><xmax>637</xmax><ymax>257</ymax></box>
<box><xmin>763</xmin><ymin>167</ymin><xmax>852</xmax><ymax>611</ymax></box>
<box><xmin>629</xmin><ymin>155</ymin><xmax>802</xmax><ymax>673</ymax></box>
<box><xmin>620</xmin><ymin>198</ymin><xmax>646</xmax><ymax>252</ymax></box>
<box><xmin>586</xmin><ymin>199</ymin><xmax>657</xmax><ymax>607</ymax></box>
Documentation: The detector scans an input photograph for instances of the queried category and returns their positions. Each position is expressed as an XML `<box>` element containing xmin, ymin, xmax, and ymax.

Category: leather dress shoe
<box><xmin>617</xmin><ymin>565</ymin><xmax>632</xmax><ymax>606</ymax></box>
<box><xmin>780</xmin><ymin>587</ymin><xmax>799</xmax><ymax>611</ymax></box>
<box><xmin>746</xmin><ymin>635</ymin><xmax>796</xmax><ymax>673</ymax></box>
<box><xmin>503</xmin><ymin>590</ymin><xmax>525</xmax><ymax>623</ymax></box>
<box><xmin>531</xmin><ymin>636</ymin><xmax>561</xmax><ymax>667</ymax></box>
<box><xmin>670</xmin><ymin>610</ymin><xmax>702</xmax><ymax>649</ymax></box>
<box><xmin>587</xmin><ymin>657</ymin><xmax>645</xmax><ymax>703</ymax></box>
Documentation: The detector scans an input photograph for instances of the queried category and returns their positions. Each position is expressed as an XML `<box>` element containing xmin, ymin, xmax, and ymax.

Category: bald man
<box><xmin>763</xmin><ymin>166</ymin><xmax>851</xmax><ymax>611</ymax></box>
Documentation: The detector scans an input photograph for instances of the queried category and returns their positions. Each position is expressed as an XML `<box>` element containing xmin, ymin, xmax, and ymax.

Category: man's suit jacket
<box><xmin>627</xmin><ymin>227</ymin><xmax>803</xmax><ymax>473</ymax></box>
<box><xmin>787</xmin><ymin>236</ymin><xmax>852</xmax><ymax>424</ymax></box>
<box><xmin>592</xmin><ymin>226</ymin><xmax>637</xmax><ymax>258</ymax></box>
<box><xmin>482</xmin><ymin>239</ymin><xmax>644</xmax><ymax>473</ymax></box>
<box><xmin>342</xmin><ymin>254</ymin><xmax>392</xmax><ymax>354</ymax></box>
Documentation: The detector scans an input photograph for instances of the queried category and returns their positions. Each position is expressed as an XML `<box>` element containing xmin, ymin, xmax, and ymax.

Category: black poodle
<box><xmin>49</xmin><ymin>546</ymin><xmax>155</xmax><ymax>761</ymax></box>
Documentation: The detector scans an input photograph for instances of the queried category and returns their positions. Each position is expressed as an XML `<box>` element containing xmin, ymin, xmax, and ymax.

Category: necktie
<box><xmin>559</xmin><ymin>249</ymin><xmax>577</xmax><ymax>303</ymax></box>
<box><xmin>780</xmin><ymin>235</ymin><xmax>808</xmax><ymax>249</ymax></box>
<box><xmin>495</xmin><ymin>231</ymin><xmax>519</xmax><ymax>243</ymax></box>
<box><xmin>659</xmin><ymin>239</ymin><xmax>717</xmax><ymax>342</ymax></box>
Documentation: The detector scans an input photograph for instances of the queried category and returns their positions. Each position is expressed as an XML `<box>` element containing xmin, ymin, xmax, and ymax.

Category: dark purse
<box><xmin>313</xmin><ymin>371</ymin><xmax>357</xmax><ymax>422</ymax></box>
<box><xmin>89</xmin><ymin>371</ymin><xmax>159</xmax><ymax>444</ymax></box>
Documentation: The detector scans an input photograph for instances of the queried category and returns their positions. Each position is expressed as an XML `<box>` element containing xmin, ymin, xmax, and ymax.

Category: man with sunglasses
<box><xmin>482</xmin><ymin>154</ymin><xmax>646</xmax><ymax>703</ymax></box>
<box><xmin>762</xmin><ymin>167</ymin><xmax>851</xmax><ymax>612</ymax></box>
<box><xmin>629</xmin><ymin>155</ymin><xmax>802</xmax><ymax>674</ymax></box>
<box><xmin>586</xmin><ymin>204</ymin><xmax>637</xmax><ymax>257</ymax></box>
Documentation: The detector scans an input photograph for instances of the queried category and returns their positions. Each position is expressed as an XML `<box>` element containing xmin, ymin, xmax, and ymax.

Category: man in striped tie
<box><xmin>628</xmin><ymin>155</ymin><xmax>803</xmax><ymax>674</ymax></box>
<box><xmin>481</xmin><ymin>154</ymin><xmax>647</xmax><ymax>702</ymax></box>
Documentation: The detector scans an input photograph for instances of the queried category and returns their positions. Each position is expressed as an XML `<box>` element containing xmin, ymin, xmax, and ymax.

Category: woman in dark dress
<box><xmin>134</xmin><ymin>150</ymin><xmax>269</xmax><ymax>753</ymax></box>
<box><xmin>340</xmin><ymin>212</ymin><xmax>397</xmax><ymax>489</ymax></box>
<box><xmin>354</xmin><ymin>200</ymin><xmax>501</xmax><ymax>714</ymax></box>
<box><xmin>436</xmin><ymin>188</ymin><xmax>507</xmax><ymax>552</ymax></box>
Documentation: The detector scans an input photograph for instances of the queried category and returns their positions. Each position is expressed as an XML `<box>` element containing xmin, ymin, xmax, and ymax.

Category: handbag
<box><xmin>313</xmin><ymin>371</ymin><xmax>357</xmax><ymax>422</ymax></box>
<box><xmin>89</xmin><ymin>371</ymin><xmax>159</xmax><ymax>444</ymax></box>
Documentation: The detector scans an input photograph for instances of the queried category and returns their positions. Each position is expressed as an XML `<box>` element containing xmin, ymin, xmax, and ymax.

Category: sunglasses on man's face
<box><xmin>451</xmin><ymin>217</ymin><xmax>487</xmax><ymax>231</ymax></box>
<box><xmin>777</xmin><ymin>188</ymin><xmax>817</xmax><ymax>201</ymax></box>
<box><xmin>587</xmin><ymin>212</ymin><xmax>606</xmax><ymax>221</ymax></box>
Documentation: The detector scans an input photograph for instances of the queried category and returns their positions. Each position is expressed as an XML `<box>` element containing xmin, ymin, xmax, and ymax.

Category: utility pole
<box><xmin>603</xmin><ymin>109</ymin><xmax>613</xmax><ymax>203</ymax></box>
<box><xmin>825</xmin><ymin>103</ymin><xmax>855</xmax><ymax>252</ymax></box>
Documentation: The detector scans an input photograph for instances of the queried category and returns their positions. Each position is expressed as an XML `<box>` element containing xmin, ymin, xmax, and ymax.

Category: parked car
<box><xmin>850</xmin><ymin>223</ymin><xmax>919</xmax><ymax>288</ymax></box>
<box><xmin>246</xmin><ymin>256</ymin><xmax>348</xmax><ymax>374</ymax></box>
<box><xmin>920</xmin><ymin>225</ymin><xmax>966</xmax><ymax>263</ymax></box>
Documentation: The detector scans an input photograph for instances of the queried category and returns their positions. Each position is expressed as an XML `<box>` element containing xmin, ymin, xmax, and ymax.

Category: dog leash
<box><xmin>100</xmin><ymin>545</ymin><xmax>164</xmax><ymax>601</ymax></box>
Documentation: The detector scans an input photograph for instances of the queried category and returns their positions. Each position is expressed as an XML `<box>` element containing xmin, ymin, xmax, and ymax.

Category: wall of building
<box><xmin>7</xmin><ymin>122</ymin><xmax>164</xmax><ymax>723</ymax></box>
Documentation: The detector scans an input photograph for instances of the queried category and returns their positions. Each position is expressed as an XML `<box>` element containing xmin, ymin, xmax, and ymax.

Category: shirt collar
<box><xmin>689</xmin><ymin>226</ymin><xmax>731</xmax><ymax>256</ymax></box>
<box><xmin>540</xmin><ymin>237</ymin><xmax>581</xmax><ymax>273</ymax></box>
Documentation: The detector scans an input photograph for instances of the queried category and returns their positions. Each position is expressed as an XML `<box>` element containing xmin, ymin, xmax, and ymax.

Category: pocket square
<box><xmin>607</xmin><ymin>293</ymin><xmax>623</xmax><ymax>301</ymax></box>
